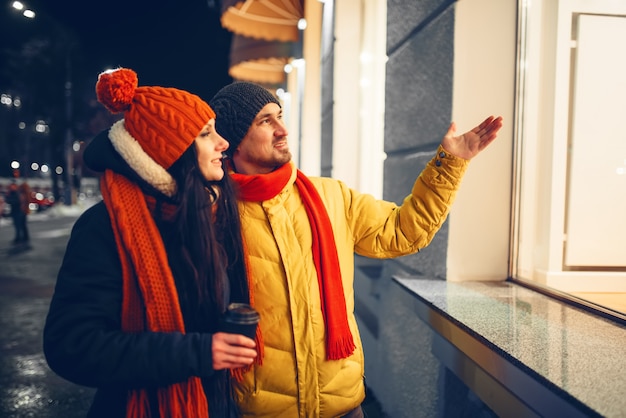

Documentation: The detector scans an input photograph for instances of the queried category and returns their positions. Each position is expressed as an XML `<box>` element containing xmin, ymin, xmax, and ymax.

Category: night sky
<box><xmin>0</xmin><ymin>0</ymin><xmax>235</xmax><ymax>177</ymax></box>
<box><xmin>3</xmin><ymin>0</ymin><xmax>234</xmax><ymax>102</ymax></box>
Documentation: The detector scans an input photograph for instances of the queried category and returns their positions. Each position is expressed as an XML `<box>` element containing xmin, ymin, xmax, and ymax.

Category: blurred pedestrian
<box><xmin>210</xmin><ymin>81</ymin><xmax>503</xmax><ymax>417</ymax></box>
<box><xmin>6</xmin><ymin>180</ymin><xmax>30</xmax><ymax>245</ymax></box>
<box><xmin>0</xmin><ymin>185</ymin><xmax>6</xmax><ymax>221</ymax></box>
<box><xmin>43</xmin><ymin>68</ymin><xmax>257</xmax><ymax>418</ymax></box>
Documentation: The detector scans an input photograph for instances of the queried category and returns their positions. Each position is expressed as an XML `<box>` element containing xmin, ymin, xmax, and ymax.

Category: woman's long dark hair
<box><xmin>166</xmin><ymin>145</ymin><xmax>248</xmax><ymax>326</ymax></box>
<box><xmin>164</xmin><ymin>144</ymin><xmax>248</xmax><ymax>417</ymax></box>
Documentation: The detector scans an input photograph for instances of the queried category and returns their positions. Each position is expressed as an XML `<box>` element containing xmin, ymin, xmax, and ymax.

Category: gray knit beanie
<box><xmin>210</xmin><ymin>82</ymin><xmax>281</xmax><ymax>157</ymax></box>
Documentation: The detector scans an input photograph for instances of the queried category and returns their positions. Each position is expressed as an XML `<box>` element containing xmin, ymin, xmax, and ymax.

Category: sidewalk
<box><xmin>0</xmin><ymin>201</ymin><xmax>96</xmax><ymax>418</ymax></box>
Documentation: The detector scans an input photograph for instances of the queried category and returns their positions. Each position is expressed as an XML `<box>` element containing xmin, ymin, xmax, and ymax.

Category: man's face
<box><xmin>231</xmin><ymin>102</ymin><xmax>291</xmax><ymax>175</ymax></box>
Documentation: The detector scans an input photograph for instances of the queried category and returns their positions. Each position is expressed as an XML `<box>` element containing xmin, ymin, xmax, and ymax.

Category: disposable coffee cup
<box><xmin>219</xmin><ymin>303</ymin><xmax>260</xmax><ymax>340</ymax></box>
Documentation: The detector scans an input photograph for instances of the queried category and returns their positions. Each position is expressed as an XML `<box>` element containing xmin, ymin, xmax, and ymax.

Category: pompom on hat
<box><xmin>95</xmin><ymin>68</ymin><xmax>215</xmax><ymax>196</ymax></box>
<box><xmin>209</xmin><ymin>82</ymin><xmax>280</xmax><ymax>157</ymax></box>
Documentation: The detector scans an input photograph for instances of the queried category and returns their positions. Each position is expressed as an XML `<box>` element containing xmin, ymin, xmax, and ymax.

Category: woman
<box><xmin>43</xmin><ymin>68</ymin><xmax>257</xmax><ymax>417</ymax></box>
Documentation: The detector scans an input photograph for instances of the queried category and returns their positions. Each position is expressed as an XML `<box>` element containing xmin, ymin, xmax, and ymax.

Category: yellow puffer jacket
<box><xmin>234</xmin><ymin>146</ymin><xmax>468</xmax><ymax>417</ymax></box>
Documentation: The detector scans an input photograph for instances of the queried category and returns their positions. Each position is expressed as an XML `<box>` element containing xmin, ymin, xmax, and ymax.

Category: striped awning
<box><xmin>228</xmin><ymin>34</ymin><xmax>294</xmax><ymax>85</ymax></box>
<box><xmin>220</xmin><ymin>0</ymin><xmax>304</xmax><ymax>42</ymax></box>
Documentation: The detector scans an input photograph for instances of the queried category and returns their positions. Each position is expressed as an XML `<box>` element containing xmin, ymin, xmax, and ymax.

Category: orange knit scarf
<box><xmin>101</xmin><ymin>170</ymin><xmax>209</xmax><ymax>418</ymax></box>
<box><xmin>230</xmin><ymin>162</ymin><xmax>356</xmax><ymax>360</ymax></box>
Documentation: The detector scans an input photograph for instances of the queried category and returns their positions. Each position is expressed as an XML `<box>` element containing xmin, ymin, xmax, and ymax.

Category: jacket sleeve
<box><xmin>43</xmin><ymin>202</ymin><xmax>216</xmax><ymax>389</ymax></box>
<box><xmin>347</xmin><ymin>145</ymin><xmax>469</xmax><ymax>258</ymax></box>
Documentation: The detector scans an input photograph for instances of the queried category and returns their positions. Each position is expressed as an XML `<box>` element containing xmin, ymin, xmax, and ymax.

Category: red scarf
<box><xmin>101</xmin><ymin>170</ymin><xmax>209</xmax><ymax>418</ymax></box>
<box><xmin>230</xmin><ymin>162</ymin><xmax>355</xmax><ymax>360</ymax></box>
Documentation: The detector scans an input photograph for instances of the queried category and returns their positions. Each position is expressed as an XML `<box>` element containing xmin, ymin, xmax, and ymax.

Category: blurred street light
<box><xmin>11</xmin><ymin>1</ymin><xmax>33</xmax><ymax>17</ymax></box>
<box><xmin>8</xmin><ymin>1</ymin><xmax>77</xmax><ymax>204</ymax></box>
<box><xmin>35</xmin><ymin>119</ymin><xmax>47</xmax><ymax>133</ymax></box>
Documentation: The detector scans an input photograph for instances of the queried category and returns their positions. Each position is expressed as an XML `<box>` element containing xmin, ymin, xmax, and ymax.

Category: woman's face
<box><xmin>195</xmin><ymin>119</ymin><xmax>229</xmax><ymax>181</ymax></box>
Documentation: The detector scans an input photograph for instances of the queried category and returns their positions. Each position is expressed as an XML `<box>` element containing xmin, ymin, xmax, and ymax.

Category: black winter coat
<box><xmin>43</xmin><ymin>198</ymin><xmax>220</xmax><ymax>417</ymax></box>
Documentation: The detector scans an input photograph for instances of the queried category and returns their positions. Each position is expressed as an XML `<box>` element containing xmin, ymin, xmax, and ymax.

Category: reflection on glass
<box><xmin>511</xmin><ymin>0</ymin><xmax>626</xmax><ymax>320</ymax></box>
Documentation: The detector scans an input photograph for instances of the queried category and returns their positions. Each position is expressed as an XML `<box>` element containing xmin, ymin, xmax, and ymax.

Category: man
<box><xmin>210</xmin><ymin>82</ymin><xmax>502</xmax><ymax>417</ymax></box>
<box><xmin>6</xmin><ymin>181</ymin><xmax>30</xmax><ymax>245</ymax></box>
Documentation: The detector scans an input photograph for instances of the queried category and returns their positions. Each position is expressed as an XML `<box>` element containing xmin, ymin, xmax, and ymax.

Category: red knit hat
<box><xmin>96</xmin><ymin>68</ymin><xmax>215</xmax><ymax>169</ymax></box>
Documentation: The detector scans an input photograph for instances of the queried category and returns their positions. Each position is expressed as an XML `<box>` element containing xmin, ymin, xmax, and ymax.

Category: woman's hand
<box><xmin>212</xmin><ymin>332</ymin><xmax>257</xmax><ymax>370</ymax></box>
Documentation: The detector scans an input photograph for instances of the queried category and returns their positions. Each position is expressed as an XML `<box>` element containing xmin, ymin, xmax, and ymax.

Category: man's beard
<box><xmin>273</xmin><ymin>148</ymin><xmax>292</xmax><ymax>166</ymax></box>
<box><xmin>259</xmin><ymin>147</ymin><xmax>291</xmax><ymax>170</ymax></box>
